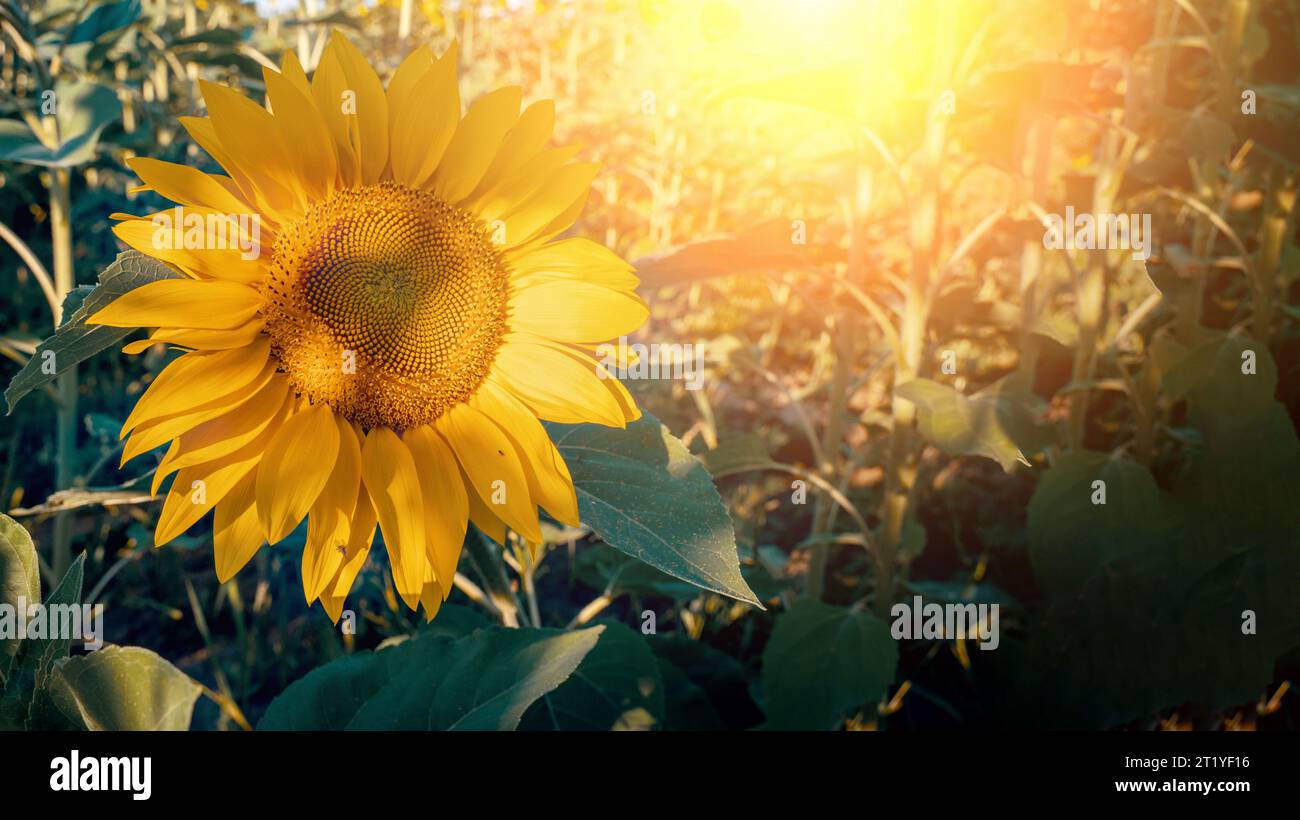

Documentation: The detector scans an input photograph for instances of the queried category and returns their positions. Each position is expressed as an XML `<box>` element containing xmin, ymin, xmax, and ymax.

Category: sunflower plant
<box><xmin>6</xmin><ymin>30</ymin><xmax>756</xmax><ymax>644</ymax></box>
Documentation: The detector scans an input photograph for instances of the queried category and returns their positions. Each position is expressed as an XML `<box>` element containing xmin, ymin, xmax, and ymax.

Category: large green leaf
<box><xmin>633</xmin><ymin>220</ymin><xmax>813</xmax><ymax>289</ymax></box>
<box><xmin>5</xmin><ymin>250</ymin><xmax>183</xmax><ymax>414</ymax></box>
<box><xmin>1027</xmin><ymin>451</ymin><xmax>1178</xmax><ymax>598</ymax></box>
<box><xmin>65</xmin><ymin>0</ymin><xmax>142</xmax><ymax>45</ymax></box>
<box><xmin>0</xmin><ymin>553</ymin><xmax>84</xmax><ymax>728</ymax></box>
<box><xmin>648</xmin><ymin>633</ymin><xmax>761</xmax><ymax>729</ymax></box>
<box><xmin>47</xmin><ymin>646</ymin><xmax>200</xmax><ymax>730</ymax></box>
<box><xmin>260</xmin><ymin>626</ymin><xmax>603</xmax><ymax>731</ymax></box>
<box><xmin>0</xmin><ymin>81</ymin><xmax>120</xmax><ymax>167</ymax></box>
<box><xmin>760</xmin><ymin>599</ymin><xmax>898</xmax><ymax>730</ymax></box>
<box><xmin>1159</xmin><ymin>334</ymin><xmax>1264</xmax><ymax>403</ymax></box>
<box><xmin>256</xmin><ymin>651</ymin><xmax>396</xmax><ymax>731</ymax></box>
<box><xmin>997</xmin><ymin>343</ymin><xmax>1300</xmax><ymax>727</ymax></box>
<box><xmin>545</xmin><ymin>414</ymin><xmax>759</xmax><ymax>606</ymax></box>
<box><xmin>0</xmin><ymin>515</ymin><xmax>41</xmax><ymax>668</ymax></box>
<box><xmin>654</xmin><ymin>657</ymin><xmax>724</xmax><ymax>730</ymax></box>
<box><xmin>895</xmin><ymin>378</ymin><xmax>1029</xmax><ymax>471</ymax></box>
<box><xmin>573</xmin><ymin>544</ymin><xmax>704</xmax><ymax>601</ymax></box>
<box><xmin>520</xmin><ymin>622</ymin><xmax>664</xmax><ymax>730</ymax></box>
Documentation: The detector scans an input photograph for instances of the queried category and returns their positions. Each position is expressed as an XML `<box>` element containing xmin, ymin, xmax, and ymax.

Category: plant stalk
<box><xmin>50</xmin><ymin>167</ymin><xmax>76</xmax><ymax>581</ymax></box>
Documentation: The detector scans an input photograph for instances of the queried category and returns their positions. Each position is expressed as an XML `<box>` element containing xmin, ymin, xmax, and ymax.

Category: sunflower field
<box><xmin>0</xmin><ymin>0</ymin><xmax>1298</xmax><ymax>739</ymax></box>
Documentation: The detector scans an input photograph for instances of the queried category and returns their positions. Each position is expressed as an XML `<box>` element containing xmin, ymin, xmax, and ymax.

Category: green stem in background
<box><xmin>518</xmin><ymin>548</ymin><xmax>543</xmax><ymax>628</ymax></box>
<box><xmin>806</xmin><ymin>163</ymin><xmax>871</xmax><ymax>600</ymax></box>
<box><xmin>49</xmin><ymin>167</ymin><xmax>76</xmax><ymax>581</ymax></box>
<box><xmin>1016</xmin><ymin>115</ymin><xmax>1056</xmax><ymax>387</ymax></box>
<box><xmin>397</xmin><ymin>0</ymin><xmax>413</xmax><ymax>41</ymax></box>
<box><xmin>1255</xmin><ymin>186</ymin><xmax>1293</xmax><ymax>344</ymax></box>
<box><xmin>463</xmin><ymin>530</ymin><xmax>522</xmax><ymax>627</ymax></box>
<box><xmin>875</xmin><ymin>4</ymin><xmax>953</xmax><ymax>618</ymax></box>
<box><xmin>876</xmin><ymin>276</ymin><xmax>924</xmax><ymax>618</ymax></box>
<box><xmin>1068</xmin><ymin>255</ymin><xmax>1107</xmax><ymax>450</ymax></box>
<box><xmin>1069</xmin><ymin>109</ymin><xmax>1139</xmax><ymax>450</ymax></box>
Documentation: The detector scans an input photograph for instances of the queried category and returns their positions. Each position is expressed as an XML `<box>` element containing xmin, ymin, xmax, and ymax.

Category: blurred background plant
<box><xmin>1</xmin><ymin>0</ymin><xmax>1298</xmax><ymax>730</ymax></box>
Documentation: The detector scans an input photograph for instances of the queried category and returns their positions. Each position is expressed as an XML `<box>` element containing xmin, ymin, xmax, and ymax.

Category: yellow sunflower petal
<box><xmin>126</xmin><ymin>157</ymin><xmax>251</xmax><ymax>214</ymax></box>
<box><xmin>213</xmin><ymin>470</ymin><xmax>265</xmax><ymax>583</ymax></box>
<box><xmin>430</xmin><ymin>86</ymin><xmax>522</xmax><ymax>203</ymax></box>
<box><xmin>279</xmin><ymin>49</ymin><xmax>311</xmax><ymax>95</ymax></box>
<box><xmin>515</xmin><ymin>187</ymin><xmax>591</xmax><ymax>251</ymax></box>
<box><xmin>178</xmin><ymin>116</ymin><xmax>270</xmax><ymax>216</ymax></box>
<box><xmin>404</xmin><ymin>425</ymin><xmax>469</xmax><ymax>594</ymax></box>
<box><xmin>111</xmin><ymin>216</ymin><xmax>265</xmax><ymax>285</ymax></box>
<box><xmin>510</xmin><ymin>281</ymin><xmax>649</xmax><ymax>344</ymax></box>
<box><xmin>359</xmin><ymin>427</ymin><xmax>427</xmax><ymax>609</ymax></box>
<box><xmin>488</xmin><ymin>337</ymin><xmax>627</xmax><ymax>427</ymax></box>
<box><xmin>534</xmin><ymin>335</ymin><xmax>643</xmax><ymax>424</ymax></box>
<box><xmin>199</xmin><ymin>80</ymin><xmax>301</xmax><ymax>215</ymax></box>
<box><xmin>309</xmin><ymin>45</ymin><xmax>361</xmax><ymax>187</ymax></box>
<box><xmin>419</xmin><ymin>574</ymin><xmax>444</xmax><ymax>622</ymax></box>
<box><xmin>120</xmin><ymin>369</ymin><xmax>277</xmax><ymax>467</ymax></box>
<box><xmin>499</xmin><ymin>161</ymin><xmax>599</xmax><ymax>248</ymax></box>
<box><xmin>385</xmin><ymin>45</ymin><xmax>433</xmax><ymax>113</ymax></box>
<box><xmin>387</xmin><ymin>44</ymin><xmax>453</xmax><ymax>186</ymax></box>
<box><xmin>302</xmin><ymin>417</ymin><xmax>362</xmax><ymax>603</ymax></box>
<box><xmin>152</xmin><ymin>376</ymin><xmax>290</xmax><ymax>496</ymax></box>
<box><xmin>121</xmin><ymin>338</ymin><xmax>271</xmax><ymax>438</ymax></box>
<box><xmin>154</xmin><ymin>417</ymin><xmax>278</xmax><ymax>547</ymax></box>
<box><xmin>471</xmin><ymin>380</ymin><xmax>579</xmax><ymax>527</ymax></box>
<box><xmin>264</xmin><ymin>63</ymin><xmax>337</xmax><ymax>200</ymax></box>
<box><xmin>508</xmin><ymin>236</ymin><xmax>639</xmax><ymax>291</ymax></box>
<box><xmin>320</xmin><ymin>487</ymin><xmax>377</xmax><ymax>621</ymax></box>
<box><xmin>328</xmin><ymin>31</ymin><xmax>389</xmax><ymax>185</ymax></box>
<box><xmin>436</xmin><ymin>402</ymin><xmax>542</xmax><ymax>543</ymax></box>
<box><xmin>463</xmin><ymin>99</ymin><xmax>554</xmax><ymax>206</ymax></box>
<box><xmin>474</xmin><ymin>144</ymin><xmax>581</xmax><ymax>221</ymax></box>
<box><xmin>255</xmin><ymin>403</ymin><xmax>341</xmax><ymax>544</ymax></box>
<box><xmin>145</xmin><ymin>323</ymin><xmax>266</xmax><ymax>352</ymax></box>
<box><xmin>88</xmin><ymin>278</ymin><xmax>261</xmax><ymax>329</ymax></box>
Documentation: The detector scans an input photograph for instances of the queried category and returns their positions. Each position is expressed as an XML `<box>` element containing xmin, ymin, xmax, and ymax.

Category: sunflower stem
<box><xmin>875</xmin><ymin>6</ymin><xmax>953</xmax><ymax>619</ymax></box>
<box><xmin>50</xmin><ymin>166</ymin><xmax>77</xmax><ymax>581</ymax></box>
<box><xmin>805</xmin><ymin>163</ymin><xmax>868</xmax><ymax>601</ymax></box>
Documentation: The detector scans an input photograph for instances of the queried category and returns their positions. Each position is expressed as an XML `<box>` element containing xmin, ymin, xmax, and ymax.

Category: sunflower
<box><xmin>88</xmin><ymin>33</ymin><xmax>647</xmax><ymax>622</ymax></box>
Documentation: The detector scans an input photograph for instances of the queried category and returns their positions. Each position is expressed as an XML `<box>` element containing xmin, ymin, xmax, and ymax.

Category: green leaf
<box><xmin>760</xmin><ymin>600</ymin><xmax>898</xmax><ymax>730</ymax></box>
<box><xmin>433</xmin><ymin>627</ymin><xmax>605</xmax><ymax>730</ymax></box>
<box><xmin>546</xmin><ymin>414</ymin><xmax>760</xmax><ymax>606</ymax></box>
<box><xmin>5</xmin><ymin>250</ymin><xmax>183</xmax><ymax>414</ymax></box>
<box><xmin>0</xmin><ymin>553</ymin><xmax>84</xmax><ymax>728</ymax></box>
<box><xmin>260</xmin><ymin>626</ymin><xmax>603</xmax><ymax>731</ymax></box>
<box><xmin>1027</xmin><ymin>451</ymin><xmax>1178</xmax><ymax>598</ymax></box>
<box><xmin>0</xmin><ymin>81</ymin><xmax>120</xmax><ymax>167</ymax></box>
<box><xmin>633</xmin><ymin>220</ymin><xmax>813</xmax><ymax>289</ymax></box>
<box><xmin>520</xmin><ymin>622</ymin><xmax>664</xmax><ymax>730</ymax></box>
<box><xmin>66</xmin><ymin>0</ymin><xmax>142</xmax><ymax>45</ymax></box>
<box><xmin>257</xmin><ymin>650</ymin><xmax>396</xmax><ymax>731</ymax></box>
<box><xmin>654</xmin><ymin>657</ymin><xmax>724</xmax><ymax>730</ymax></box>
<box><xmin>1001</xmin><ymin>348</ymin><xmax>1300</xmax><ymax>728</ymax></box>
<box><xmin>574</xmin><ymin>545</ymin><xmax>704</xmax><ymax>601</ymax></box>
<box><xmin>1163</xmin><ymin>334</ymin><xmax>1276</xmax><ymax>406</ymax></box>
<box><xmin>48</xmin><ymin>646</ymin><xmax>200</xmax><ymax>730</ymax></box>
<box><xmin>0</xmin><ymin>515</ymin><xmax>41</xmax><ymax>668</ymax></box>
<box><xmin>895</xmin><ymin>378</ymin><xmax>1029</xmax><ymax>471</ymax></box>
<box><xmin>648</xmin><ymin>634</ymin><xmax>761</xmax><ymax>729</ymax></box>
